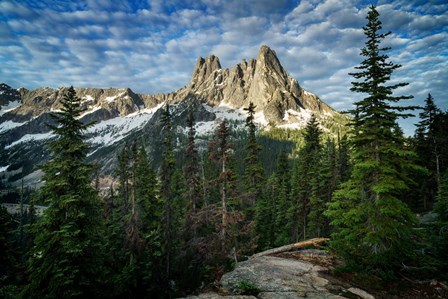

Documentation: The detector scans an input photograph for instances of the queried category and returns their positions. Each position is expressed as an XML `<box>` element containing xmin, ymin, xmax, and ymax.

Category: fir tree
<box><xmin>289</xmin><ymin>115</ymin><xmax>321</xmax><ymax>242</ymax></box>
<box><xmin>274</xmin><ymin>151</ymin><xmax>291</xmax><ymax>246</ymax></box>
<box><xmin>184</xmin><ymin>104</ymin><xmax>203</xmax><ymax>238</ymax></box>
<box><xmin>159</xmin><ymin>104</ymin><xmax>179</xmax><ymax>284</ymax></box>
<box><xmin>415</xmin><ymin>94</ymin><xmax>441</xmax><ymax>209</ymax></box>
<box><xmin>325</xmin><ymin>6</ymin><xmax>417</xmax><ymax>271</ymax></box>
<box><xmin>0</xmin><ymin>206</ymin><xmax>19</xmax><ymax>296</ymax></box>
<box><xmin>337</xmin><ymin>134</ymin><xmax>351</xmax><ymax>183</ymax></box>
<box><xmin>135</xmin><ymin>144</ymin><xmax>160</xmax><ymax>233</ymax></box>
<box><xmin>106</xmin><ymin>142</ymin><xmax>161</xmax><ymax>297</ymax></box>
<box><xmin>432</xmin><ymin>171</ymin><xmax>448</xmax><ymax>277</ymax></box>
<box><xmin>211</xmin><ymin>120</ymin><xmax>233</xmax><ymax>252</ymax></box>
<box><xmin>255</xmin><ymin>173</ymin><xmax>278</xmax><ymax>250</ymax></box>
<box><xmin>25</xmin><ymin>86</ymin><xmax>105</xmax><ymax>298</ymax></box>
<box><xmin>243</xmin><ymin>102</ymin><xmax>264</xmax><ymax>208</ymax></box>
<box><xmin>207</xmin><ymin>120</ymin><xmax>253</xmax><ymax>258</ymax></box>
<box><xmin>308</xmin><ymin>139</ymin><xmax>337</xmax><ymax>238</ymax></box>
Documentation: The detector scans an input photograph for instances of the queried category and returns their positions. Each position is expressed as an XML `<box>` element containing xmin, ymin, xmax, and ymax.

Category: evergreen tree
<box><xmin>135</xmin><ymin>144</ymin><xmax>160</xmax><ymax>233</ymax></box>
<box><xmin>243</xmin><ymin>102</ymin><xmax>264</xmax><ymax>208</ymax></box>
<box><xmin>414</xmin><ymin>94</ymin><xmax>442</xmax><ymax>209</ymax></box>
<box><xmin>274</xmin><ymin>150</ymin><xmax>292</xmax><ymax>246</ymax></box>
<box><xmin>289</xmin><ymin>115</ymin><xmax>321</xmax><ymax>242</ymax></box>
<box><xmin>337</xmin><ymin>134</ymin><xmax>351</xmax><ymax>183</ymax></box>
<box><xmin>207</xmin><ymin>120</ymin><xmax>254</xmax><ymax>259</ymax></box>
<box><xmin>432</xmin><ymin>171</ymin><xmax>448</xmax><ymax>277</ymax></box>
<box><xmin>211</xmin><ymin>120</ymin><xmax>234</xmax><ymax>252</ymax></box>
<box><xmin>184</xmin><ymin>104</ymin><xmax>203</xmax><ymax>238</ymax></box>
<box><xmin>25</xmin><ymin>86</ymin><xmax>105</xmax><ymax>298</ymax></box>
<box><xmin>325</xmin><ymin>6</ymin><xmax>417</xmax><ymax>271</ymax></box>
<box><xmin>105</xmin><ymin>142</ymin><xmax>161</xmax><ymax>297</ymax></box>
<box><xmin>159</xmin><ymin>104</ymin><xmax>179</xmax><ymax>285</ymax></box>
<box><xmin>255</xmin><ymin>173</ymin><xmax>278</xmax><ymax>250</ymax></box>
<box><xmin>308</xmin><ymin>138</ymin><xmax>337</xmax><ymax>238</ymax></box>
<box><xmin>0</xmin><ymin>206</ymin><xmax>19</xmax><ymax>297</ymax></box>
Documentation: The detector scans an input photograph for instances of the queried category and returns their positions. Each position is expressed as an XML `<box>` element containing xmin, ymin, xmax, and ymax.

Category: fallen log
<box><xmin>251</xmin><ymin>237</ymin><xmax>330</xmax><ymax>258</ymax></box>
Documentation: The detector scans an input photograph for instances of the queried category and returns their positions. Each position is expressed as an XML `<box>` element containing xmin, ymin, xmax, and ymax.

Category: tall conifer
<box><xmin>243</xmin><ymin>102</ymin><xmax>264</xmax><ymax>208</ymax></box>
<box><xmin>289</xmin><ymin>115</ymin><xmax>321</xmax><ymax>242</ymax></box>
<box><xmin>25</xmin><ymin>86</ymin><xmax>105</xmax><ymax>298</ymax></box>
<box><xmin>159</xmin><ymin>104</ymin><xmax>177</xmax><ymax>281</ymax></box>
<box><xmin>326</xmin><ymin>6</ymin><xmax>417</xmax><ymax>270</ymax></box>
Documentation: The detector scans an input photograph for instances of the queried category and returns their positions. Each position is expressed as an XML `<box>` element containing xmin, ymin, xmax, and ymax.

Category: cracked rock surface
<box><xmin>181</xmin><ymin>253</ymin><xmax>375</xmax><ymax>299</ymax></box>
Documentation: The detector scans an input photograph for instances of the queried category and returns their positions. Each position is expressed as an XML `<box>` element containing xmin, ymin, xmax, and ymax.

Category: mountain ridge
<box><xmin>0</xmin><ymin>45</ymin><xmax>349</xmax><ymax>186</ymax></box>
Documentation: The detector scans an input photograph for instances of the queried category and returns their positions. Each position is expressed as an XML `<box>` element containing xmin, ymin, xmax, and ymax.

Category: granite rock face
<box><xmin>180</xmin><ymin>253</ymin><xmax>375</xmax><ymax>299</ymax></box>
<box><xmin>179</xmin><ymin>45</ymin><xmax>335</xmax><ymax>124</ymax></box>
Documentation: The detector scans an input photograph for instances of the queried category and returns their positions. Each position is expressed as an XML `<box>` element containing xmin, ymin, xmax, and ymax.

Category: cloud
<box><xmin>0</xmin><ymin>0</ymin><xmax>447</xmax><ymax>136</ymax></box>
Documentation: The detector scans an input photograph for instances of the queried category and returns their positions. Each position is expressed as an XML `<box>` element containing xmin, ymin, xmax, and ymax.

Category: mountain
<box><xmin>0</xmin><ymin>45</ymin><xmax>348</xmax><ymax>187</ymax></box>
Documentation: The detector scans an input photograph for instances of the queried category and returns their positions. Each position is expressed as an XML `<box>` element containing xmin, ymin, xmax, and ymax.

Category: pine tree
<box><xmin>415</xmin><ymin>94</ymin><xmax>442</xmax><ymax>209</ymax></box>
<box><xmin>159</xmin><ymin>104</ymin><xmax>179</xmax><ymax>284</ymax></box>
<box><xmin>308</xmin><ymin>139</ymin><xmax>337</xmax><ymax>238</ymax></box>
<box><xmin>432</xmin><ymin>171</ymin><xmax>448</xmax><ymax>277</ymax></box>
<box><xmin>207</xmin><ymin>120</ymin><xmax>254</xmax><ymax>258</ymax></box>
<box><xmin>0</xmin><ymin>206</ymin><xmax>19</xmax><ymax>296</ymax></box>
<box><xmin>274</xmin><ymin>151</ymin><xmax>291</xmax><ymax>246</ymax></box>
<box><xmin>184</xmin><ymin>104</ymin><xmax>203</xmax><ymax>238</ymax></box>
<box><xmin>289</xmin><ymin>115</ymin><xmax>321</xmax><ymax>242</ymax></box>
<box><xmin>325</xmin><ymin>6</ymin><xmax>417</xmax><ymax>271</ymax></box>
<box><xmin>212</xmin><ymin>120</ymin><xmax>233</xmax><ymax>252</ymax></box>
<box><xmin>255</xmin><ymin>173</ymin><xmax>278</xmax><ymax>250</ymax></box>
<box><xmin>25</xmin><ymin>86</ymin><xmax>105</xmax><ymax>298</ymax></box>
<box><xmin>243</xmin><ymin>102</ymin><xmax>264</xmax><ymax>208</ymax></box>
<box><xmin>337</xmin><ymin>134</ymin><xmax>351</xmax><ymax>183</ymax></box>
<box><xmin>135</xmin><ymin>144</ymin><xmax>160</xmax><ymax>233</ymax></box>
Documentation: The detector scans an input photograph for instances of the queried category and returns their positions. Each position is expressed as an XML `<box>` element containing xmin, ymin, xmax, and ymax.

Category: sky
<box><xmin>1</xmin><ymin>0</ymin><xmax>447</xmax><ymax>135</ymax></box>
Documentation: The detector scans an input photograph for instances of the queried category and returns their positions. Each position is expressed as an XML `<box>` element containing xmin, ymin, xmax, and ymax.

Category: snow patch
<box><xmin>87</xmin><ymin>102</ymin><xmax>164</xmax><ymax>148</ymax></box>
<box><xmin>104</xmin><ymin>91</ymin><xmax>126</xmax><ymax>103</ymax></box>
<box><xmin>82</xmin><ymin>95</ymin><xmax>95</xmax><ymax>103</ymax></box>
<box><xmin>0</xmin><ymin>165</ymin><xmax>9</xmax><ymax>172</ymax></box>
<box><xmin>303</xmin><ymin>89</ymin><xmax>314</xmax><ymax>97</ymax></box>
<box><xmin>50</xmin><ymin>108</ymin><xmax>62</xmax><ymax>113</ymax></box>
<box><xmin>6</xmin><ymin>132</ymin><xmax>55</xmax><ymax>149</ymax></box>
<box><xmin>0</xmin><ymin>100</ymin><xmax>21</xmax><ymax>116</ymax></box>
<box><xmin>104</xmin><ymin>95</ymin><xmax>118</xmax><ymax>103</ymax></box>
<box><xmin>279</xmin><ymin>108</ymin><xmax>312</xmax><ymax>130</ymax></box>
<box><xmin>0</xmin><ymin>120</ymin><xmax>27</xmax><ymax>133</ymax></box>
<box><xmin>78</xmin><ymin>106</ymin><xmax>102</xmax><ymax>119</ymax></box>
<box><xmin>254</xmin><ymin>111</ymin><xmax>268</xmax><ymax>126</ymax></box>
<box><xmin>195</xmin><ymin>121</ymin><xmax>218</xmax><ymax>136</ymax></box>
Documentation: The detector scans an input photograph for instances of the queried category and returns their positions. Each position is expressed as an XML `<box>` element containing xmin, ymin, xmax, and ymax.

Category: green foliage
<box><xmin>238</xmin><ymin>280</ymin><xmax>260</xmax><ymax>296</ymax></box>
<box><xmin>289</xmin><ymin>115</ymin><xmax>321</xmax><ymax>242</ymax></box>
<box><xmin>326</xmin><ymin>6</ymin><xmax>418</xmax><ymax>272</ymax></box>
<box><xmin>431</xmin><ymin>171</ymin><xmax>448</xmax><ymax>277</ymax></box>
<box><xmin>0</xmin><ymin>206</ymin><xmax>18</xmax><ymax>297</ymax></box>
<box><xmin>308</xmin><ymin>139</ymin><xmax>338</xmax><ymax>238</ymax></box>
<box><xmin>255</xmin><ymin>173</ymin><xmax>279</xmax><ymax>250</ymax></box>
<box><xmin>412</xmin><ymin>94</ymin><xmax>442</xmax><ymax>211</ymax></box>
<box><xmin>274</xmin><ymin>150</ymin><xmax>292</xmax><ymax>246</ymax></box>
<box><xmin>243</xmin><ymin>102</ymin><xmax>264</xmax><ymax>209</ymax></box>
<box><xmin>24</xmin><ymin>86</ymin><xmax>106</xmax><ymax>298</ymax></box>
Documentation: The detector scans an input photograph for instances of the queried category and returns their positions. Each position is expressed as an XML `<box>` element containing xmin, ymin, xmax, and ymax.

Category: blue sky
<box><xmin>1</xmin><ymin>0</ymin><xmax>447</xmax><ymax>134</ymax></box>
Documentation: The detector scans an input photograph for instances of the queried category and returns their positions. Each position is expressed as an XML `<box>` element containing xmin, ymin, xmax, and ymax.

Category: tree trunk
<box><xmin>251</xmin><ymin>238</ymin><xmax>330</xmax><ymax>258</ymax></box>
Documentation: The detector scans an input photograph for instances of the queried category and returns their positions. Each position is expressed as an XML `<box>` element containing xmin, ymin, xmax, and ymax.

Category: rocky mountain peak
<box><xmin>190</xmin><ymin>55</ymin><xmax>222</xmax><ymax>89</ymax></box>
<box><xmin>255</xmin><ymin>45</ymin><xmax>288</xmax><ymax>81</ymax></box>
<box><xmin>178</xmin><ymin>45</ymin><xmax>337</xmax><ymax>124</ymax></box>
